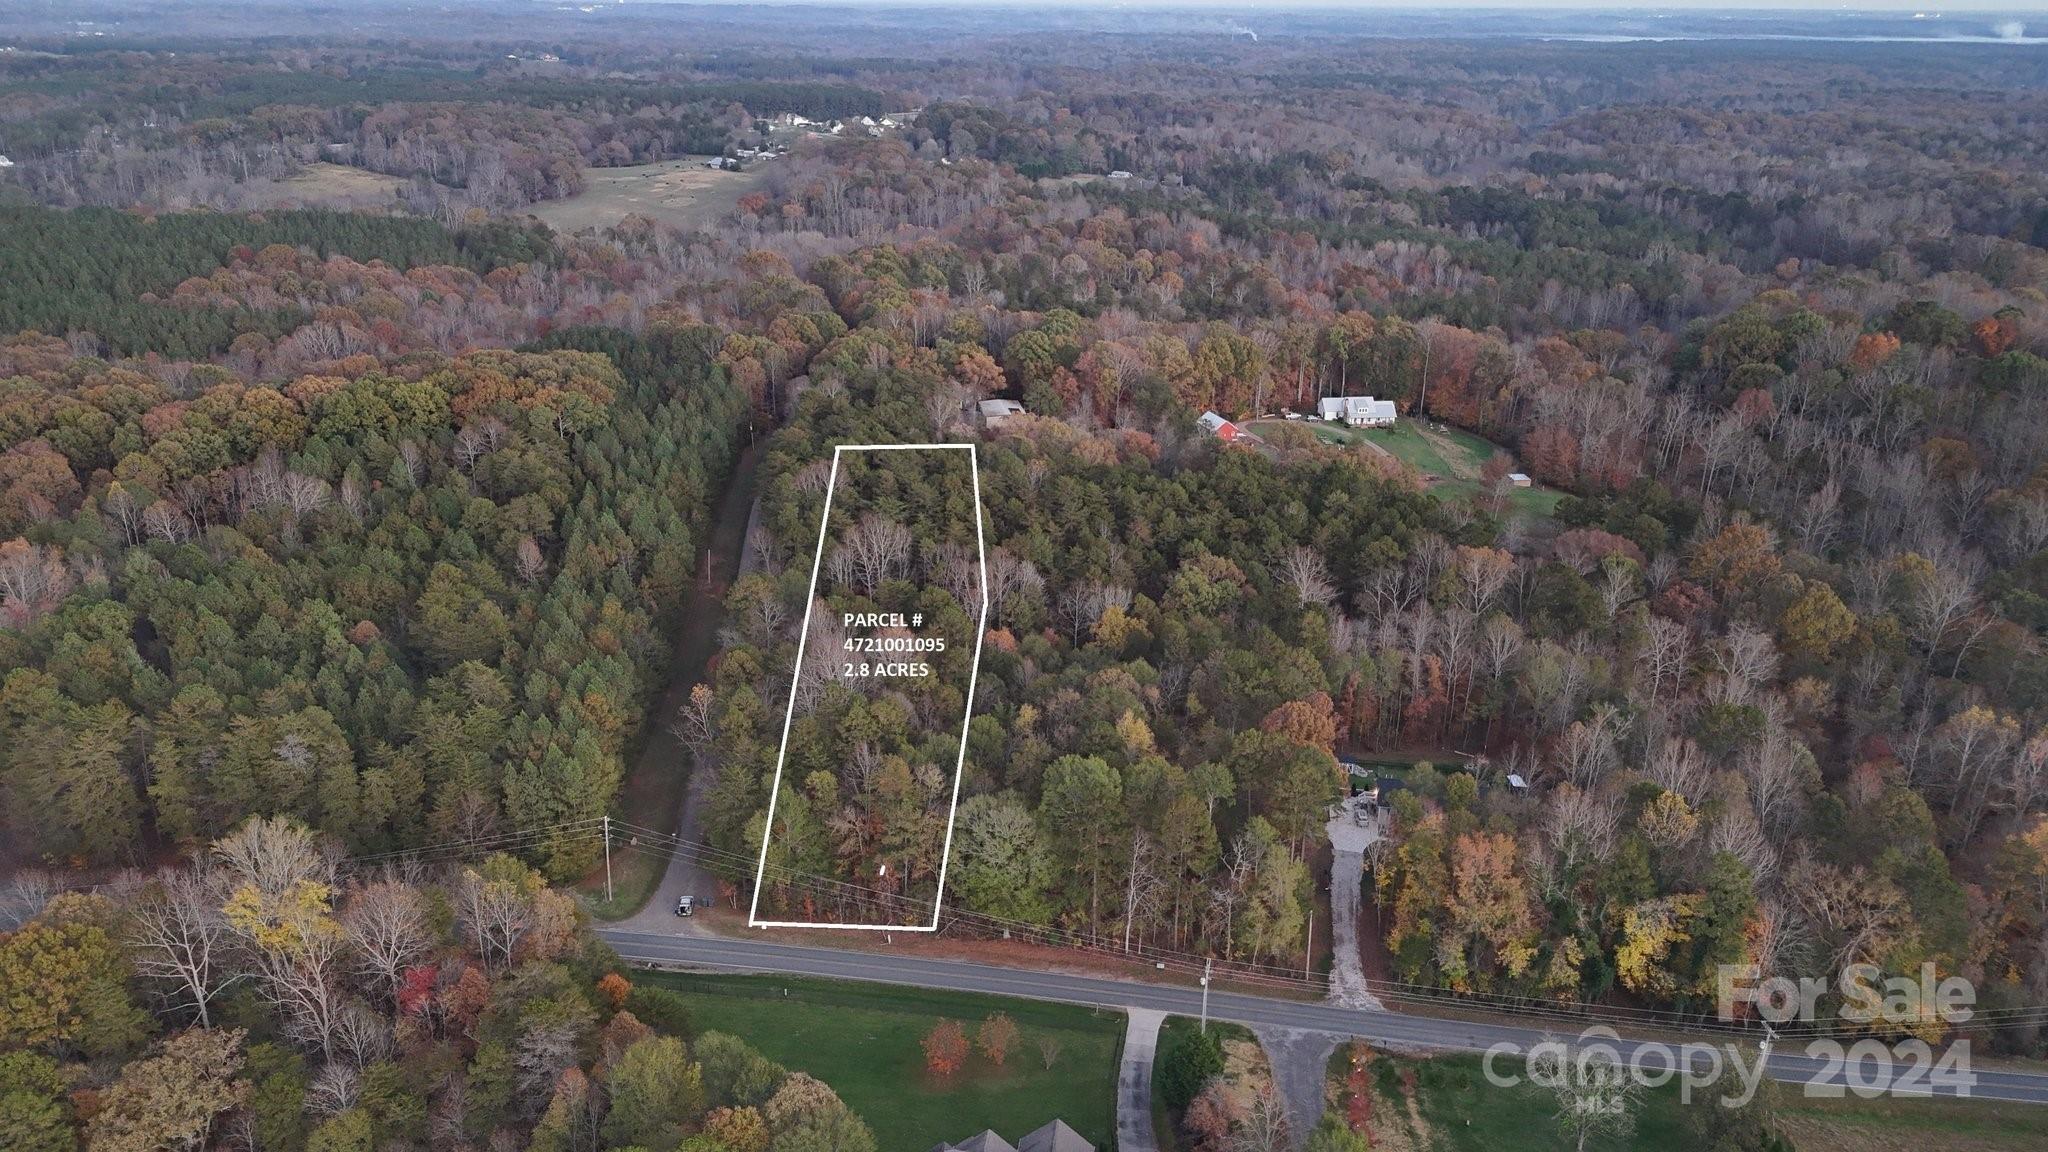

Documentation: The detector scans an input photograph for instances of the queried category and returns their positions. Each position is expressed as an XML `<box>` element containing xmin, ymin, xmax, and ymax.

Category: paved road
<box><xmin>1253</xmin><ymin>1025</ymin><xmax>1341</xmax><ymax>1148</ymax></box>
<box><xmin>598</xmin><ymin>927</ymin><xmax>2048</xmax><ymax>1105</ymax></box>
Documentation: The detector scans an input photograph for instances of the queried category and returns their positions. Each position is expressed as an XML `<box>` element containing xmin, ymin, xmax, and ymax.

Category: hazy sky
<box><xmin>712</xmin><ymin>2</ymin><xmax>2044</xmax><ymax>9</ymax></box>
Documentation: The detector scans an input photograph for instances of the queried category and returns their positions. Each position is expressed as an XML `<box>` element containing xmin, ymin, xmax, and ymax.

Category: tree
<box><xmin>215</xmin><ymin>818</ymin><xmax>348</xmax><ymax>1059</ymax></box>
<box><xmin>762</xmin><ymin>1073</ymin><xmax>875</xmax><ymax>1152</ymax></box>
<box><xmin>86</xmin><ymin>1028</ymin><xmax>250</xmax><ymax>1152</ymax></box>
<box><xmin>1303</xmin><ymin>1115</ymin><xmax>1370</xmax><ymax>1152</ymax></box>
<box><xmin>604</xmin><ymin>1035</ymin><xmax>706</xmax><ymax>1149</ymax></box>
<box><xmin>951</xmin><ymin>792</ymin><xmax>1052</xmax><ymax>923</ymax></box>
<box><xmin>1039</xmin><ymin>756</ymin><xmax>1124</xmax><ymax>929</ymax></box>
<box><xmin>706</xmin><ymin>1105</ymin><xmax>773</xmax><ymax>1152</ymax></box>
<box><xmin>339</xmin><ymin>880</ymin><xmax>432</xmax><ymax>1006</ymax></box>
<box><xmin>1181</xmin><ymin>1080</ymin><xmax>1238</xmax><ymax>1152</ymax></box>
<box><xmin>1157</xmin><ymin>1026</ymin><xmax>1224</xmax><ymax>1111</ymax></box>
<box><xmin>1532</xmin><ymin>1043</ymin><xmax>1642</xmax><ymax>1152</ymax></box>
<box><xmin>128</xmin><ymin>866</ymin><xmax>234</xmax><ymax>1029</ymax></box>
<box><xmin>1777</xmin><ymin>581</ymin><xmax>1856</xmax><ymax>665</ymax></box>
<box><xmin>921</xmin><ymin>1019</ymin><xmax>968</xmax><ymax>1078</ymax></box>
<box><xmin>976</xmin><ymin>1013</ymin><xmax>1018</xmax><ymax>1068</ymax></box>
<box><xmin>0</xmin><ymin>1051</ymin><xmax>75</xmax><ymax>1152</ymax></box>
<box><xmin>0</xmin><ymin>919</ymin><xmax>146</xmax><ymax>1057</ymax></box>
<box><xmin>697</xmin><ymin>1032</ymin><xmax>787</xmax><ymax>1109</ymax></box>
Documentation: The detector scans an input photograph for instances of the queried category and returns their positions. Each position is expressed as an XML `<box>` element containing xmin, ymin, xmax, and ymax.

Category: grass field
<box><xmin>1282</xmin><ymin>418</ymin><xmax>1564</xmax><ymax>522</ymax></box>
<box><xmin>527</xmin><ymin>157</ymin><xmax>771</xmax><ymax>234</ymax></box>
<box><xmin>636</xmin><ymin>971</ymin><xmax>1123</xmax><ymax>1149</ymax></box>
<box><xmin>1335</xmin><ymin>1048</ymin><xmax>1691</xmax><ymax>1152</ymax></box>
<box><xmin>1327</xmin><ymin>1046</ymin><xmax>2048</xmax><ymax>1152</ymax></box>
<box><xmin>226</xmin><ymin>162</ymin><xmax>407</xmax><ymax>211</ymax></box>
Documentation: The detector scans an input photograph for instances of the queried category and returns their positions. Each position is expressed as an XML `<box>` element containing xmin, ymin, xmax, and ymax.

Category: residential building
<box><xmin>978</xmin><ymin>398</ymin><xmax>1025</xmax><ymax>428</ymax></box>
<box><xmin>930</xmin><ymin>1120</ymin><xmax>1095</xmax><ymax>1152</ymax></box>
<box><xmin>1318</xmin><ymin>395</ymin><xmax>1398</xmax><ymax>427</ymax></box>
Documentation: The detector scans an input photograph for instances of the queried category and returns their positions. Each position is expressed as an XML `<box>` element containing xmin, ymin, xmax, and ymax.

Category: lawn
<box><xmin>635</xmin><ymin>971</ymin><xmax>1123</xmax><ymax>1150</ymax></box>
<box><xmin>1287</xmin><ymin>418</ymin><xmax>1563</xmax><ymax>522</ymax></box>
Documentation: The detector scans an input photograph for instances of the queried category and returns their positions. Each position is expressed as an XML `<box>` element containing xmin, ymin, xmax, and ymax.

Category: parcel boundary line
<box><xmin>745</xmin><ymin>442</ymin><xmax>991</xmax><ymax>932</ymax></box>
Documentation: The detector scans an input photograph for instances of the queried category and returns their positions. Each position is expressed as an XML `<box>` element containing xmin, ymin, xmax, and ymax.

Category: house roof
<box><xmin>1019</xmin><ymin>1119</ymin><xmax>1096</xmax><ymax>1152</ymax></box>
<box><xmin>931</xmin><ymin>1132</ymin><xmax>1019</xmax><ymax>1152</ymax></box>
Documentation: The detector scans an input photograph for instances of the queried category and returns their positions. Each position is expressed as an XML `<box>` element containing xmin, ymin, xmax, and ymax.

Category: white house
<box><xmin>1507</xmin><ymin>472</ymin><xmax>1533</xmax><ymax>488</ymax></box>
<box><xmin>1318</xmin><ymin>396</ymin><xmax>1398</xmax><ymax>427</ymax></box>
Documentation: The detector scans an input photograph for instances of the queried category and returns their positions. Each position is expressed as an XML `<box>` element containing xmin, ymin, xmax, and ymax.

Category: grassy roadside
<box><xmin>1326</xmin><ymin>1043</ymin><xmax>2048</xmax><ymax>1152</ymax></box>
<box><xmin>635</xmin><ymin>971</ymin><xmax>1122</xmax><ymax>1150</ymax></box>
<box><xmin>1152</xmin><ymin>1016</ymin><xmax>1260</xmax><ymax>1152</ymax></box>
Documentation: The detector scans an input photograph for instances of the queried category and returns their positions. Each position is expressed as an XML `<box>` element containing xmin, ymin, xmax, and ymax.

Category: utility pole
<box><xmin>1305</xmin><ymin>907</ymin><xmax>1315</xmax><ymax>982</ymax></box>
<box><xmin>1200</xmin><ymin>957</ymin><xmax>1212</xmax><ymax>1035</ymax></box>
<box><xmin>602</xmin><ymin>814</ymin><xmax>613</xmax><ymax>904</ymax></box>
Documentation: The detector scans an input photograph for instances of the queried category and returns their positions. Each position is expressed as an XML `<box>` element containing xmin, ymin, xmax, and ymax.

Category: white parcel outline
<box><xmin>747</xmin><ymin>443</ymin><xmax>988</xmax><ymax>930</ymax></box>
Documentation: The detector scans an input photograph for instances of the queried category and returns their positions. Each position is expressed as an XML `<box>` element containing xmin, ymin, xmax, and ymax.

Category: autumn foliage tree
<box><xmin>976</xmin><ymin>1012</ymin><xmax>1018</xmax><ymax>1068</ymax></box>
<box><xmin>921</xmin><ymin>1019</ymin><xmax>969</xmax><ymax>1078</ymax></box>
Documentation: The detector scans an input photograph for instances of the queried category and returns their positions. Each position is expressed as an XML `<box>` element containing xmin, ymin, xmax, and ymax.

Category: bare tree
<box><xmin>1120</xmin><ymin>833</ymin><xmax>1166</xmax><ymax>954</ymax></box>
<box><xmin>514</xmin><ymin>536</ymin><xmax>546</xmax><ymax>584</ymax></box>
<box><xmin>0</xmin><ymin>869</ymin><xmax>56</xmax><ymax>930</ymax></box>
<box><xmin>333</xmin><ymin>999</ymin><xmax>395</xmax><ymax>1069</ymax></box>
<box><xmin>456</xmin><ymin>866</ymin><xmax>532</xmax><ymax>974</ymax></box>
<box><xmin>340</xmin><ymin>879</ymin><xmax>432</xmax><ymax>1004</ymax></box>
<box><xmin>306</xmin><ymin>1062</ymin><xmax>360</xmax><ymax>1117</ymax></box>
<box><xmin>669</xmin><ymin>683</ymin><xmax>718</xmax><ymax>764</ymax></box>
<box><xmin>983</xmin><ymin>548</ymin><xmax>1044</xmax><ymax>627</ymax></box>
<box><xmin>833</xmin><ymin>513</ymin><xmax>913</xmax><ymax>597</ymax></box>
<box><xmin>1908</xmin><ymin>555</ymin><xmax>1978</xmax><ymax>672</ymax></box>
<box><xmin>1278</xmin><ymin>545</ymin><xmax>1337</xmax><ymax>609</ymax></box>
<box><xmin>1230</xmin><ymin>1082</ymin><xmax>1291</xmax><ymax>1152</ymax></box>
<box><xmin>1641</xmin><ymin>616</ymin><xmax>1693</xmax><ymax>713</ymax></box>
<box><xmin>143</xmin><ymin>500</ymin><xmax>194</xmax><ymax>544</ymax></box>
<box><xmin>1532</xmin><ymin>1042</ymin><xmax>1642</xmax><ymax>1152</ymax></box>
<box><xmin>129</xmin><ymin>865</ymin><xmax>237</xmax><ymax>1028</ymax></box>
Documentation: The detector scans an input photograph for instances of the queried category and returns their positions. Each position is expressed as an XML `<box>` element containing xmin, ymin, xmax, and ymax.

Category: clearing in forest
<box><xmin>1256</xmin><ymin>417</ymin><xmax>1565</xmax><ymax>522</ymax></box>
<box><xmin>750</xmin><ymin>444</ymin><xmax>988</xmax><ymax>930</ymax></box>
<box><xmin>525</xmin><ymin>156</ymin><xmax>771</xmax><ymax>233</ymax></box>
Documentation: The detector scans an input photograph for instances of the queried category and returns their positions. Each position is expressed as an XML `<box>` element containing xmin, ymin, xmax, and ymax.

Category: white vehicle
<box><xmin>675</xmin><ymin>894</ymin><xmax>695</xmax><ymax>917</ymax></box>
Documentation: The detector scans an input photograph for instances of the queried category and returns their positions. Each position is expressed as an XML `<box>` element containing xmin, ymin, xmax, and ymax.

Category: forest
<box><xmin>2</xmin><ymin>3</ymin><xmax>2048</xmax><ymax>1150</ymax></box>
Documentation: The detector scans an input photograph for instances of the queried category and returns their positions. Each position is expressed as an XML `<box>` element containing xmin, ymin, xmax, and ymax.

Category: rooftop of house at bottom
<box><xmin>929</xmin><ymin>1118</ymin><xmax>1096</xmax><ymax>1152</ymax></box>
